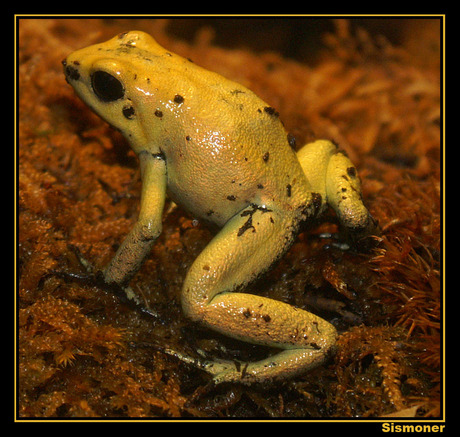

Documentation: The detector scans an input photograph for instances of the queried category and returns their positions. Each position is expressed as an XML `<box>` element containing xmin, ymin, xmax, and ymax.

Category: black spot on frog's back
<box><xmin>174</xmin><ymin>94</ymin><xmax>184</xmax><ymax>104</ymax></box>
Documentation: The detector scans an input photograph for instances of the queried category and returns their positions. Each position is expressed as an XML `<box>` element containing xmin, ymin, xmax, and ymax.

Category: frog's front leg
<box><xmin>103</xmin><ymin>151</ymin><xmax>167</xmax><ymax>293</ymax></box>
<box><xmin>181</xmin><ymin>204</ymin><xmax>338</xmax><ymax>385</ymax></box>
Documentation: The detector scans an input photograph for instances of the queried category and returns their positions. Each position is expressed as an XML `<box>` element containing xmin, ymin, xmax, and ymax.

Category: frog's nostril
<box><xmin>64</xmin><ymin>64</ymin><xmax>80</xmax><ymax>81</ymax></box>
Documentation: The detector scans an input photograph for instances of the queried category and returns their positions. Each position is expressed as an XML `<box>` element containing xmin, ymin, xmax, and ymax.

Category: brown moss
<box><xmin>18</xmin><ymin>17</ymin><xmax>441</xmax><ymax>418</ymax></box>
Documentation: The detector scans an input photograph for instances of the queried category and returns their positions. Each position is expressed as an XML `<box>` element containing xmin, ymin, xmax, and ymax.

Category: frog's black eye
<box><xmin>91</xmin><ymin>70</ymin><xmax>124</xmax><ymax>102</ymax></box>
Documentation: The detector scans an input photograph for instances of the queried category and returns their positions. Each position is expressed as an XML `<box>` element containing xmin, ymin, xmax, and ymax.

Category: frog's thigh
<box><xmin>181</xmin><ymin>205</ymin><xmax>337</xmax><ymax>383</ymax></box>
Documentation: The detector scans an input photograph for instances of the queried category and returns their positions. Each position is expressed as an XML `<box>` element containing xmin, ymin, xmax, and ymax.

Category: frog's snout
<box><xmin>62</xmin><ymin>58</ymin><xmax>81</xmax><ymax>83</ymax></box>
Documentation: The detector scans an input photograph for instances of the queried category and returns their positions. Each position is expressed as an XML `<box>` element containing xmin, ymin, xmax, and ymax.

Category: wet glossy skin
<box><xmin>63</xmin><ymin>31</ymin><xmax>376</xmax><ymax>384</ymax></box>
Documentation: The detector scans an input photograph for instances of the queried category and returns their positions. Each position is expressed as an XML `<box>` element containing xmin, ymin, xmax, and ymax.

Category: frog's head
<box><xmin>62</xmin><ymin>31</ymin><xmax>164</xmax><ymax>154</ymax></box>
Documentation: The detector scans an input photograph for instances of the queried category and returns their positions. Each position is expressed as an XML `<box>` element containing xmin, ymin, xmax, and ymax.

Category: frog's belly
<box><xmin>166</xmin><ymin>172</ymin><xmax>257</xmax><ymax>227</ymax></box>
<box><xmin>163</xmin><ymin>137</ymin><xmax>297</xmax><ymax>226</ymax></box>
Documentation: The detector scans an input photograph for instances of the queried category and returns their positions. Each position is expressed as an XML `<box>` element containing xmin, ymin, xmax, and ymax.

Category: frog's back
<box><xmin>163</xmin><ymin>91</ymin><xmax>310</xmax><ymax>226</ymax></box>
<box><xmin>152</xmin><ymin>42</ymin><xmax>311</xmax><ymax>224</ymax></box>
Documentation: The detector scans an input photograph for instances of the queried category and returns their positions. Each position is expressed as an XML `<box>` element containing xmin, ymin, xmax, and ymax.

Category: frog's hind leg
<box><xmin>180</xmin><ymin>204</ymin><xmax>337</xmax><ymax>385</ymax></box>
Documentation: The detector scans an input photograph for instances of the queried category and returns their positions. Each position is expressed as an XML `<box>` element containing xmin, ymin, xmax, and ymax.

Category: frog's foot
<box><xmin>53</xmin><ymin>245</ymin><xmax>158</xmax><ymax>319</ymax></box>
<box><xmin>162</xmin><ymin>344</ymin><xmax>334</xmax><ymax>387</ymax></box>
<box><xmin>161</xmin><ymin>346</ymin><xmax>241</xmax><ymax>379</ymax></box>
<box><xmin>49</xmin><ymin>244</ymin><xmax>101</xmax><ymax>286</ymax></box>
<box><xmin>180</xmin><ymin>204</ymin><xmax>338</xmax><ymax>384</ymax></box>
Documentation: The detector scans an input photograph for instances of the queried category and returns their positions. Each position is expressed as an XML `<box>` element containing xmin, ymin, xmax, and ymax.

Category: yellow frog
<box><xmin>63</xmin><ymin>31</ymin><xmax>377</xmax><ymax>385</ymax></box>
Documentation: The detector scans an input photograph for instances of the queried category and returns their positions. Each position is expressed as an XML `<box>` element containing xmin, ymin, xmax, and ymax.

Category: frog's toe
<box><xmin>47</xmin><ymin>268</ymin><xmax>97</xmax><ymax>286</ymax></box>
<box><xmin>340</xmin><ymin>213</ymin><xmax>382</xmax><ymax>253</ymax></box>
<box><xmin>67</xmin><ymin>243</ymin><xmax>97</xmax><ymax>274</ymax></box>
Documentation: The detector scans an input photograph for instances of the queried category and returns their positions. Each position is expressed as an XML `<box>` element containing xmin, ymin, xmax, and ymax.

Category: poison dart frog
<box><xmin>63</xmin><ymin>31</ymin><xmax>378</xmax><ymax>384</ymax></box>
